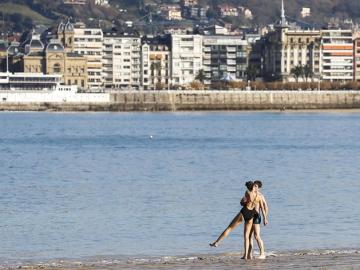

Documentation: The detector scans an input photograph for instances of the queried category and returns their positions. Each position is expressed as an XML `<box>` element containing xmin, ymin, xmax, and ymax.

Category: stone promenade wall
<box><xmin>108</xmin><ymin>91</ymin><xmax>360</xmax><ymax>111</ymax></box>
<box><xmin>1</xmin><ymin>91</ymin><xmax>360</xmax><ymax>111</ymax></box>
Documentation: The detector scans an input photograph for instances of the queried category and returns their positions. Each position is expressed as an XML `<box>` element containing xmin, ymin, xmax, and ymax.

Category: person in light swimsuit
<box><xmin>210</xmin><ymin>181</ymin><xmax>268</xmax><ymax>259</ymax></box>
<box><xmin>248</xmin><ymin>180</ymin><xmax>268</xmax><ymax>259</ymax></box>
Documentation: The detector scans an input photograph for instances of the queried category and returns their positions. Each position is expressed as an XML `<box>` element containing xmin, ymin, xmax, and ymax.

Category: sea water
<box><xmin>0</xmin><ymin>112</ymin><xmax>359</xmax><ymax>263</ymax></box>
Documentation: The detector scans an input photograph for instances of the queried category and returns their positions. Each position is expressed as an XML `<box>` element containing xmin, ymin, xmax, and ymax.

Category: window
<box><xmin>181</xmin><ymin>37</ymin><xmax>193</xmax><ymax>42</ymax></box>
<box><xmin>53</xmin><ymin>63</ymin><xmax>61</xmax><ymax>73</ymax></box>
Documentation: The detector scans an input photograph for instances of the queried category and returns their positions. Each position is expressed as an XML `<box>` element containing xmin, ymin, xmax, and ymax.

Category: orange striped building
<box><xmin>353</xmin><ymin>33</ymin><xmax>360</xmax><ymax>82</ymax></box>
<box><xmin>321</xmin><ymin>29</ymin><xmax>353</xmax><ymax>82</ymax></box>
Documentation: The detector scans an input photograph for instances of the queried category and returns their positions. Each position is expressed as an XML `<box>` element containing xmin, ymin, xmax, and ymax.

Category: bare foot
<box><xmin>258</xmin><ymin>254</ymin><xmax>266</xmax><ymax>259</ymax></box>
<box><xmin>209</xmin><ymin>241</ymin><xmax>219</xmax><ymax>247</ymax></box>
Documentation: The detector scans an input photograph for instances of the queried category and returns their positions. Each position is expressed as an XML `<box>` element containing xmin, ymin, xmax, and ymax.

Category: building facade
<box><xmin>321</xmin><ymin>29</ymin><xmax>353</xmax><ymax>82</ymax></box>
<box><xmin>161</xmin><ymin>5</ymin><xmax>182</xmax><ymax>21</ymax></box>
<box><xmin>0</xmin><ymin>41</ymin><xmax>8</xmax><ymax>72</ymax></box>
<box><xmin>23</xmin><ymin>37</ymin><xmax>88</xmax><ymax>89</ymax></box>
<box><xmin>72</xmin><ymin>22</ymin><xmax>103</xmax><ymax>89</ymax></box>
<box><xmin>63</xmin><ymin>0</ymin><xmax>87</xmax><ymax>4</ymax></box>
<box><xmin>218</xmin><ymin>5</ymin><xmax>239</xmax><ymax>17</ymax></box>
<box><xmin>94</xmin><ymin>0</ymin><xmax>109</xmax><ymax>6</ymax></box>
<box><xmin>354</xmin><ymin>33</ymin><xmax>360</xmax><ymax>82</ymax></box>
<box><xmin>282</xmin><ymin>29</ymin><xmax>321</xmax><ymax>81</ymax></box>
<box><xmin>102</xmin><ymin>32</ymin><xmax>141</xmax><ymax>89</ymax></box>
<box><xmin>57</xmin><ymin>20</ymin><xmax>75</xmax><ymax>53</ymax></box>
<box><xmin>202</xmin><ymin>35</ymin><xmax>249</xmax><ymax>84</ymax></box>
<box><xmin>263</xmin><ymin>27</ymin><xmax>322</xmax><ymax>82</ymax></box>
<box><xmin>171</xmin><ymin>34</ymin><xmax>202</xmax><ymax>86</ymax></box>
<box><xmin>181</xmin><ymin>0</ymin><xmax>198</xmax><ymax>6</ymax></box>
<box><xmin>262</xmin><ymin>0</ymin><xmax>322</xmax><ymax>82</ymax></box>
<box><xmin>141</xmin><ymin>35</ymin><xmax>171</xmax><ymax>90</ymax></box>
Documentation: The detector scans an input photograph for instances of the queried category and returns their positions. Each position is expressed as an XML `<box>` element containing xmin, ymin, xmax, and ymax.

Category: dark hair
<box><xmin>245</xmin><ymin>181</ymin><xmax>254</xmax><ymax>191</ymax></box>
<box><xmin>254</xmin><ymin>180</ymin><xmax>263</xmax><ymax>188</ymax></box>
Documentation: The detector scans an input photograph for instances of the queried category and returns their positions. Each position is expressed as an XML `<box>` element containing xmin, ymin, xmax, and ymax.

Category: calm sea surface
<box><xmin>0</xmin><ymin>112</ymin><xmax>359</xmax><ymax>262</ymax></box>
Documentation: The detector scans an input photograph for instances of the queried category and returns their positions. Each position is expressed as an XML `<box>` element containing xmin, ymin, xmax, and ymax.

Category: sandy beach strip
<box><xmin>8</xmin><ymin>250</ymin><xmax>360</xmax><ymax>270</ymax></box>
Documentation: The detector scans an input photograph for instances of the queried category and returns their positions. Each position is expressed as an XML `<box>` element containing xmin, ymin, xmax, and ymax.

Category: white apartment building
<box><xmin>321</xmin><ymin>29</ymin><xmax>353</xmax><ymax>82</ymax></box>
<box><xmin>63</xmin><ymin>0</ymin><xmax>87</xmax><ymax>5</ymax></box>
<box><xmin>354</xmin><ymin>32</ymin><xmax>360</xmax><ymax>82</ymax></box>
<box><xmin>203</xmin><ymin>36</ymin><xmax>249</xmax><ymax>84</ymax></box>
<box><xmin>103</xmin><ymin>32</ymin><xmax>141</xmax><ymax>89</ymax></box>
<box><xmin>94</xmin><ymin>0</ymin><xmax>109</xmax><ymax>6</ymax></box>
<box><xmin>73</xmin><ymin>23</ymin><xmax>103</xmax><ymax>89</ymax></box>
<box><xmin>171</xmin><ymin>35</ymin><xmax>203</xmax><ymax>85</ymax></box>
<box><xmin>141</xmin><ymin>35</ymin><xmax>171</xmax><ymax>90</ymax></box>
<box><xmin>300</xmin><ymin>7</ymin><xmax>311</xmax><ymax>18</ymax></box>
<box><xmin>161</xmin><ymin>5</ymin><xmax>182</xmax><ymax>21</ymax></box>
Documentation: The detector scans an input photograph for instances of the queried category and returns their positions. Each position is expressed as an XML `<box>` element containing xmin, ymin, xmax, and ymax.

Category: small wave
<box><xmin>292</xmin><ymin>249</ymin><xmax>359</xmax><ymax>256</ymax></box>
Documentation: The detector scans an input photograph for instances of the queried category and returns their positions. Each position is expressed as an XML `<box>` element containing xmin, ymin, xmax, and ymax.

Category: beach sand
<box><xmin>10</xmin><ymin>250</ymin><xmax>360</xmax><ymax>270</ymax></box>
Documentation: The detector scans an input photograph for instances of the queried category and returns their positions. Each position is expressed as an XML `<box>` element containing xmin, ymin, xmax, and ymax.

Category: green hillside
<box><xmin>0</xmin><ymin>0</ymin><xmax>359</xmax><ymax>32</ymax></box>
<box><xmin>0</xmin><ymin>3</ymin><xmax>52</xmax><ymax>24</ymax></box>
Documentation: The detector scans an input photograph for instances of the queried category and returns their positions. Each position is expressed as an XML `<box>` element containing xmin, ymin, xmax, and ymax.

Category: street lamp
<box><xmin>6</xmin><ymin>41</ymin><xmax>20</xmax><ymax>73</ymax></box>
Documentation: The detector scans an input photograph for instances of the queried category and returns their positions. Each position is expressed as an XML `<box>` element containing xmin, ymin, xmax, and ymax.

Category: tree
<box><xmin>291</xmin><ymin>65</ymin><xmax>304</xmax><ymax>83</ymax></box>
<box><xmin>150</xmin><ymin>62</ymin><xmax>162</xmax><ymax>89</ymax></box>
<box><xmin>303</xmin><ymin>65</ymin><xmax>314</xmax><ymax>82</ymax></box>
<box><xmin>195</xmin><ymin>69</ymin><xmax>206</xmax><ymax>83</ymax></box>
<box><xmin>189</xmin><ymin>80</ymin><xmax>204</xmax><ymax>90</ymax></box>
<box><xmin>246</xmin><ymin>64</ymin><xmax>258</xmax><ymax>81</ymax></box>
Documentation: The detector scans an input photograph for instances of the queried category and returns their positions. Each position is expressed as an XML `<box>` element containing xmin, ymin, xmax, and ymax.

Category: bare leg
<box><xmin>248</xmin><ymin>226</ymin><xmax>254</xmax><ymax>259</ymax></box>
<box><xmin>253</xmin><ymin>224</ymin><xmax>265</xmax><ymax>259</ymax></box>
<box><xmin>243</xmin><ymin>219</ymin><xmax>254</xmax><ymax>260</ymax></box>
<box><xmin>210</xmin><ymin>212</ymin><xmax>243</xmax><ymax>247</ymax></box>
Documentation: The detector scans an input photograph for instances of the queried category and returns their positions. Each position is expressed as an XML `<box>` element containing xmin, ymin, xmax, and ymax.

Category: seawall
<box><xmin>1</xmin><ymin>91</ymin><xmax>360</xmax><ymax>111</ymax></box>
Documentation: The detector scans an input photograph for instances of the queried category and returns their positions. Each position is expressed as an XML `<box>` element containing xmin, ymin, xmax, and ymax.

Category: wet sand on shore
<box><xmin>10</xmin><ymin>251</ymin><xmax>360</xmax><ymax>270</ymax></box>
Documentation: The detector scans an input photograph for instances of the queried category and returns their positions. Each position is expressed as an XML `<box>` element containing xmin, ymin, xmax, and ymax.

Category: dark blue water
<box><xmin>0</xmin><ymin>112</ymin><xmax>359</xmax><ymax>261</ymax></box>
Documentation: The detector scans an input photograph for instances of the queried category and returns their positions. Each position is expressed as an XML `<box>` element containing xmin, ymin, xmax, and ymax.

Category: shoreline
<box><xmin>2</xmin><ymin>108</ymin><xmax>360</xmax><ymax>113</ymax></box>
<box><xmin>3</xmin><ymin>249</ymin><xmax>360</xmax><ymax>270</ymax></box>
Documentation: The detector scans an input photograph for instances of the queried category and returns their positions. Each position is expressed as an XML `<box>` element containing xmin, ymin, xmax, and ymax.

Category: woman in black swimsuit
<box><xmin>240</xmin><ymin>181</ymin><xmax>259</xmax><ymax>259</ymax></box>
<box><xmin>210</xmin><ymin>181</ymin><xmax>259</xmax><ymax>259</ymax></box>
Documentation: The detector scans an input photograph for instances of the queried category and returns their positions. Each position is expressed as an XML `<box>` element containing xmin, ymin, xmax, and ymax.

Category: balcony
<box><xmin>227</xmin><ymin>53</ymin><xmax>236</xmax><ymax>59</ymax></box>
<box><xmin>227</xmin><ymin>60</ymin><xmax>236</xmax><ymax>65</ymax></box>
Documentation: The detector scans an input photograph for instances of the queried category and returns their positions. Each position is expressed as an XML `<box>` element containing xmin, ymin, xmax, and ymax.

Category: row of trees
<box><xmin>291</xmin><ymin>65</ymin><xmax>314</xmax><ymax>82</ymax></box>
<box><xmin>194</xmin><ymin>64</ymin><xmax>315</xmax><ymax>85</ymax></box>
<box><xmin>187</xmin><ymin>81</ymin><xmax>360</xmax><ymax>91</ymax></box>
<box><xmin>191</xmin><ymin>67</ymin><xmax>360</xmax><ymax>90</ymax></box>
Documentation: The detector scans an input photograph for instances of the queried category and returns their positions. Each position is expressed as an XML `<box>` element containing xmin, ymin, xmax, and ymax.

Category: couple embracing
<box><xmin>210</xmin><ymin>180</ymin><xmax>269</xmax><ymax>260</ymax></box>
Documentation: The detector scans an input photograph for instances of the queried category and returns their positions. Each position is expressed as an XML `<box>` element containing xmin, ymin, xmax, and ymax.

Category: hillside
<box><xmin>0</xmin><ymin>0</ymin><xmax>360</xmax><ymax>33</ymax></box>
